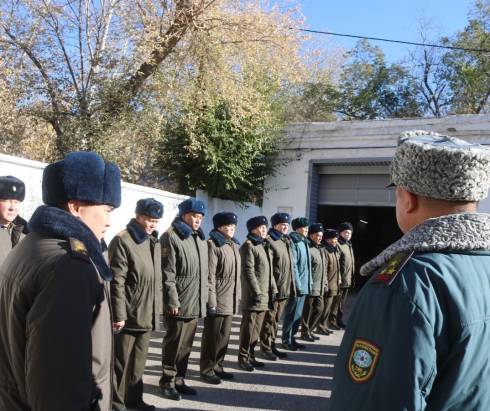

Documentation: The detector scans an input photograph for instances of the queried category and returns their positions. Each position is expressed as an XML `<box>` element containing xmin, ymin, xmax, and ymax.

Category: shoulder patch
<box><xmin>161</xmin><ymin>247</ymin><xmax>170</xmax><ymax>258</ymax></box>
<box><xmin>347</xmin><ymin>338</ymin><xmax>381</xmax><ymax>383</ymax></box>
<box><xmin>373</xmin><ymin>251</ymin><xmax>414</xmax><ymax>286</ymax></box>
<box><xmin>69</xmin><ymin>237</ymin><xmax>90</xmax><ymax>261</ymax></box>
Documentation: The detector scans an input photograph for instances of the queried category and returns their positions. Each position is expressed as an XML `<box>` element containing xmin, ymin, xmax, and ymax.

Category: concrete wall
<box><xmin>263</xmin><ymin>114</ymin><xmax>490</xmax><ymax>220</ymax></box>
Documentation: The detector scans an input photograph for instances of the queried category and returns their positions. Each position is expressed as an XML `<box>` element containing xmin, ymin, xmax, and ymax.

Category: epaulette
<box><xmin>373</xmin><ymin>251</ymin><xmax>414</xmax><ymax>286</ymax></box>
<box><xmin>69</xmin><ymin>237</ymin><xmax>90</xmax><ymax>262</ymax></box>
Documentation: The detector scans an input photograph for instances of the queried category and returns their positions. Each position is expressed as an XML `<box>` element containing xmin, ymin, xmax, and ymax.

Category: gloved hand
<box><xmin>207</xmin><ymin>306</ymin><xmax>217</xmax><ymax>317</ymax></box>
<box><xmin>324</xmin><ymin>285</ymin><xmax>329</xmax><ymax>295</ymax></box>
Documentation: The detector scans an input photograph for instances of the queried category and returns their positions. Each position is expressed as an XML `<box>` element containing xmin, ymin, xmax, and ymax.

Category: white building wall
<box><xmin>263</xmin><ymin>115</ymin><xmax>490</xmax><ymax>219</ymax></box>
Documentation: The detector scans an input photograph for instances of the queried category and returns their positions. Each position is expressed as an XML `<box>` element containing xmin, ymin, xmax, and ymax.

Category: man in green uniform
<box><xmin>238</xmin><ymin>216</ymin><xmax>277</xmax><ymax>371</ymax></box>
<box><xmin>159</xmin><ymin>198</ymin><xmax>208</xmax><ymax>401</ymax></box>
<box><xmin>0</xmin><ymin>152</ymin><xmax>121</xmax><ymax>411</ymax></box>
<box><xmin>200</xmin><ymin>212</ymin><xmax>241</xmax><ymax>384</ymax></box>
<box><xmin>335</xmin><ymin>221</ymin><xmax>355</xmax><ymax>329</ymax></box>
<box><xmin>259</xmin><ymin>212</ymin><xmax>294</xmax><ymax>360</ymax></box>
<box><xmin>0</xmin><ymin>176</ymin><xmax>27</xmax><ymax>266</ymax></box>
<box><xmin>300</xmin><ymin>223</ymin><xmax>326</xmax><ymax>341</ymax></box>
<box><xmin>317</xmin><ymin>229</ymin><xmax>340</xmax><ymax>335</ymax></box>
<box><xmin>330</xmin><ymin>131</ymin><xmax>490</xmax><ymax>411</ymax></box>
<box><xmin>110</xmin><ymin>198</ymin><xmax>164</xmax><ymax>411</ymax></box>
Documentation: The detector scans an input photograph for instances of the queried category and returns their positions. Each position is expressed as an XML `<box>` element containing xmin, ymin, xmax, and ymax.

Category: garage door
<box><xmin>317</xmin><ymin>164</ymin><xmax>395</xmax><ymax>207</ymax></box>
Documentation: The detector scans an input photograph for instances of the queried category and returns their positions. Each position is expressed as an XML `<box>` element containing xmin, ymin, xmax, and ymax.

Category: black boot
<box><xmin>271</xmin><ymin>343</ymin><xmax>288</xmax><ymax>358</ymax></box>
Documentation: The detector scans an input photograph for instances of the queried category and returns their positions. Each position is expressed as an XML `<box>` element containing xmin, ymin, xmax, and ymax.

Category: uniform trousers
<box><xmin>160</xmin><ymin>317</ymin><xmax>198</xmax><ymax>387</ymax></box>
<box><xmin>260</xmin><ymin>298</ymin><xmax>288</xmax><ymax>352</ymax></box>
<box><xmin>238</xmin><ymin>310</ymin><xmax>266</xmax><ymax>363</ymax></box>
<box><xmin>282</xmin><ymin>295</ymin><xmax>306</xmax><ymax>344</ymax></box>
<box><xmin>337</xmin><ymin>287</ymin><xmax>350</xmax><ymax>321</ymax></box>
<box><xmin>200</xmin><ymin>314</ymin><xmax>233</xmax><ymax>376</ymax></box>
<box><xmin>301</xmin><ymin>295</ymin><xmax>324</xmax><ymax>336</ymax></box>
<box><xmin>113</xmin><ymin>329</ymin><xmax>152</xmax><ymax>410</ymax></box>
<box><xmin>318</xmin><ymin>293</ymin><xmax>336</xmax><ymax>332</ymax></box>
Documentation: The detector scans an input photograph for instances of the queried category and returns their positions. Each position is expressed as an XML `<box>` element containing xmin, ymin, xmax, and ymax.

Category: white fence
<box><xmin>0</xmin><ymin>153</ymin><xmax>262</xmax><ymax>243</ymax></box>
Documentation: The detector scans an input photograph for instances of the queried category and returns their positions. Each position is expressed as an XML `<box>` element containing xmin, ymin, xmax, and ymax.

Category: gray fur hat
<box><xmin>390</xmin><ymin>130</ymin><xmax>490</xmax><ymax>201</ymax></box>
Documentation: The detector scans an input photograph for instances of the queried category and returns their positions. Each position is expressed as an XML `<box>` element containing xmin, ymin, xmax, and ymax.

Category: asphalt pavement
<box><xmin>141</xmin><ymin>315</ymin><xmax>346</xmax><ymax>411</ymax></box>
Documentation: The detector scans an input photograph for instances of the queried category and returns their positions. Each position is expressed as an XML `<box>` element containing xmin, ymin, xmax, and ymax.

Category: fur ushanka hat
<box><xmin>390</xmin><ymin>130</ymin><xmax>490</xmax><ymax>201</ymax></box>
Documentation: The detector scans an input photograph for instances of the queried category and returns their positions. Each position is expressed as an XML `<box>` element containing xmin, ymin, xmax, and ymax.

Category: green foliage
<box><xmin>158</xmin><ymin>100</ymin><xmax>284</xmax><ymax>203</ymax></box>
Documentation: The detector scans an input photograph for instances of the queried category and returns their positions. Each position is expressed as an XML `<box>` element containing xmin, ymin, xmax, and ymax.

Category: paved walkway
<box><xmin>142</xmin><ymin>316</ymin><xmax>345</xmax><ymax>410</ymax></box>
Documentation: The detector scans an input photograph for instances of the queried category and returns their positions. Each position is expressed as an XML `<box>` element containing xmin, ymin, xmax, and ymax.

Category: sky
<box><xmin>295</xmin><ymin>0</ymin><xmax>476</xmax><ymax>62</ymax></box>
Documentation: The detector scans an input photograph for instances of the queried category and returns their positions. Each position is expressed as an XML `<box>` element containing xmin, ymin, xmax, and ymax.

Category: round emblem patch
<box><xmin>347</xmin><ymin>339</ymin><xmax>381</xmax><ymax>383</ymax></box>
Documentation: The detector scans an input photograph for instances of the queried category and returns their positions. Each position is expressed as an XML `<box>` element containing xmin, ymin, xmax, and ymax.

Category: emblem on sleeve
<box><xmin>347</xmin><ymin>339</ymin><xmax>381</xmax><ymax>383</ymax></box>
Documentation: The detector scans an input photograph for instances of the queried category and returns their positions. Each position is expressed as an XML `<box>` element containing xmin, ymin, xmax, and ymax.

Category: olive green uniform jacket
<box><xmin>240</xmin><ymin>233</ymin><xmax>277</xmax><ymax>312</ymax></box>
<box><xmin>309</xmin><ymin>240</ymin><xmax>327</xmax><ymax>297</ymax></box>
<box><xmin>265</xmin><ymin>228</ymin><xmax>296</xmax><ymax>299</ymax></box>
<box><xmin>324</xmin><ymin>244</ymin><xmax>341</xmax><ymax>296</ymax></box>
<box><xmin>0</xmin><ymin>206</ymin><xmax>113</xmax><ymax>411</ymax></box>
<box><xmin>109</xmin><ymin>218</ymin><xmax>163</xmax><ymax>331</ymax></box>
<box><xmin>338</xmin><ymin>238</ymin><xmax>355</xmax><ymax>288</ymax></box>
<box><xmin>207</xmin><ymin>230</ymin><xmax>241</xmax><ymax>315</ymax></box>
<box><xmin>0</xmin><ymin>216</ymin><xmax>27</xmax><ymax>267</ymax></box>
<box><xmin>160</xmin><ymin>218</ymin><xmax>208</xmax><ymax>319</ymax></box>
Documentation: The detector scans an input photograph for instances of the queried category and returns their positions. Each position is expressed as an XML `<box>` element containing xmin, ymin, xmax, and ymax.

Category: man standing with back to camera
<box><xmin>331</xmin><ymin>131</ymin><xmax>490</xmax><ymax>410</ymax></box>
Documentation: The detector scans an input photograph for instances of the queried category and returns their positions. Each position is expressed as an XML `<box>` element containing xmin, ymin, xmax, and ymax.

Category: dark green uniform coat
<box><xmin>308</xmin><ymin>240</ymin><xmax>326</xmax><ymax>297</ymax></box>
<box><xmin>0</xmin><ymin>206</ymin><xmax>113</xmax><ymax>411</ymax></box>
<box><xmin>338</xmin><ymin>238</ymin><xmax>355</xmax><ymax>288</ymax></box>
<box><xmin>324</xmin><ymin>244</ymin><xmax>341</xmax><ymax>296</ymax></box>
<box><xmin>240</xmin><ymin>233</ymin><xmax>277</xmax><ymax>312</ymax></box>
<box><xmin>0</xmin><ymin>216</ymin><xmax>27</xmax><ymax>267</ymax></box>
<box><xmin>109</xmin><ymin>218</ymin><xmax>163</xmax><ymax>331</ymax></box>
<box><xmin>207</xmin><ymin>230</ymin><xmax>241</xmax><ymax>315</ymax></box>
<box><xmin>160</xmin><ymin>218</ymin><xmax>208</xmax><ymax>319</ymax></box>
<box><xmin>265</xmin><ymin>228</ymin><xmax>295</xmax><ymax>299</ymax></box>
<box><xmin>331</xmin><ymin>213</ymin><xmax>490</xmax><ymax>411</ymax></box>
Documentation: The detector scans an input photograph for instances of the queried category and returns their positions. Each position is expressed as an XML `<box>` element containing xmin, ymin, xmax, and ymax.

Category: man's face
<box><xmin>0</xmin><ymin>199</ymin><xmax>20</xmax><ymax>225</ymax></box>
<box><xmin>251</xmin><ymin>224</ymin><xmax>268</xmax><ymax>239</ymax></box>
<box><xmin>296</xmin><ymin>226</ymin><xmax>308</xmax><ymax>237</ymax></box>
<box><xmin>326</xmin><ymin>237</ymin><xmax>338</xmax><ymax>246</ymax></box>
<box><xmin>310</xmin><ymin>231</ymin><xmax>323</xmax><ymax>245</ymax></box>
<box><xmin>76</xmin><ymin>203</ymin><xmax>114</xmax><ymax>241</ymax></box>
<box><xmin>340</xmin><ymin>229</ymin><xmax>352</xmax><ymax>241</ymax></box>
<box><xmin>218</xmin><ymin>224</ymin><xmax>236</xmax><ymax>239</ymax></box>
<box><xmin>182</xmin><ymin>212</ymin><xmax>204</xmax><ymax>231</ymax></box>
<box><xmin>136</xmin><ymin>214</ymin><xmax>160</xmax><ymax>235</ymax></box>
<box><xmin>274</xmin><ymin>223</ymin><xmax>289</xmax><ymax>234</ymax></box>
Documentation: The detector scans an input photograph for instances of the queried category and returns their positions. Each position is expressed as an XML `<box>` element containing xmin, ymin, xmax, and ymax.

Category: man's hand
<box><xmin>207</xmin><ymin>306</ymin><xmax>217</xmax><ymax>317</ymax></box>
<box><xmin>168</xmin><ymin>307</ymin><xmax>179</xmax><ymax>316</ymax></box>
<box><xmin>113</xmin><ymin>321</ymin><xmax>125</xmax><ymax>333</ymax></box>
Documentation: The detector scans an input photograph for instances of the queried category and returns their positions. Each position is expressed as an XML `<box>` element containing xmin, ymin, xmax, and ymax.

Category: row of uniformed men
<box><xmin>0</xmin><ymin>159</ymin><xmax>354</xmax><ymax>411</ymax></box>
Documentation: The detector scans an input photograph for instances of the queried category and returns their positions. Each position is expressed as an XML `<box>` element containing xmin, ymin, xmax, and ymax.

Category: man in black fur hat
<box><xmin>200</xmin><ymin>212</ymin><xmax>241</xmax><ymax>384</ymax></box>
<box><xmin>110</xmin><ymin>198</ymin><xmax>164</xmax><ymax>411</ymax></box>
<box><xmin>159</xmin><ymin>198</ymin><xmax>208</xmax><ymax>401</ymax></box>
<box><xmin>0</xmin><ymin>152</ymin><xmax>121</xmax><ymax>411</ymax></box>
<box><xmin>0</xmin><ymin>175</ymin><xmax>28</xmax><ymax>266</ymax></box>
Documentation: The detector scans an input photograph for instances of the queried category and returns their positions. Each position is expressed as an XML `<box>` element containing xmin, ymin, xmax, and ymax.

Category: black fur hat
<box><xmin>136</xmin><ymin>198</ymin><xmax>164</xmax><ymax>218</ymax></box>
<box><xmin>0</xmin><ymin>176</ymin><xmax>25</xmax><ymax>201</ymax></box>
<box><xmin>246</xmin><ymin>216</ymin><xmax>268</xmax><ymax>232</ymax></box>
<box><xmin>213</xmin><ymin>212</ymin><xmax>238</xmax><ymax>229</ymax></box>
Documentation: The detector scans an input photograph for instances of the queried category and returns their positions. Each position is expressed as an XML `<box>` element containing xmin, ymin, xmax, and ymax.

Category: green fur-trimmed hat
<box><xmin>390</xmin><ymin>130</ymin><xmax>490</xmax><ymax>201</ymax></box>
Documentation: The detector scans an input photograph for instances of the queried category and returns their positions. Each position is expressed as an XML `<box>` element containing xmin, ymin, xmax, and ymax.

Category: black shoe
<box><xmin>301</xmin><ymin>334</ymin><xmax>315</xmax><ymax>342</ymax></box>
<box><xmin>159</xmin><ymin>386</ymin><xmax>181</xmax><ymax>401</ymax></box>
<box><xmin>250</xmin><ymin>358</ymin><xmax>265</xmax><ymax>367</ymax></box>
<box><xmin>292</xmin><ymin>340</ymin><xmax>306</xmax><ymax>349</ymax></box>
<box><xmin>238</xmin><ymin>361</ymin><xmax>254</xmax><ymax>372</ymax></box>
<box><xmin>175</xmin><ymin>383</ymin><xmax>197</xmax><ymax>395</ymax></box>
<box><xmin>337</xmin><ymin>320</ymin><xmax>347</xmax><ymax>329</ymax></box>
<box><xmin>215</xmin><ymin>370</ymin><xmax>234</xmax><ymax>380</ymax></box>
<box><xmin>310</xmin><ymin>333</ymin><xmax>320</xmax><ymax>340</ymax></box>
<box><xmin>271</xmin><ymin>344</ymin><xmax>288</xmax><ymax>358</ymax></box>
<box><xmin>329</xmin><ymin>324</ymin><xmax>341</xmax><ymax>331</ymax></box>
<box><xmin>281</xmin><ymin>342</ymin><xmax>298</xmax><ymax>351</ymax></box>
<box><xmin>315</xmin><ymin>328</ymin><xmax>329</xmax><ymax>335</ymax></box>
<box><xmin>127</xmin><ymin>401</ymin><xmax>155</xmax><ymax>411</ymax></box>
<box><xmin>257</xmin><ymin>350</ymin><xmax>277</xmax><ymax>361</ymax></box>
<box><xmin>200</xmin><ymin>373</ymin><xmax>222</xmax><ymax>385</ymax></box>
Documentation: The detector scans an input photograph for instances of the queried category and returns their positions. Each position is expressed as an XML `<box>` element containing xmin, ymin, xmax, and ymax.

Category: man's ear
<box><xmin>396</xmin><ymin>187</ymin><xmax>419</xmax><ymax>214</ymax></box>
<box><xmin>66</xmin><ymin>199</ymin><xmax>82</xmax><ymax>216</ymax></box>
